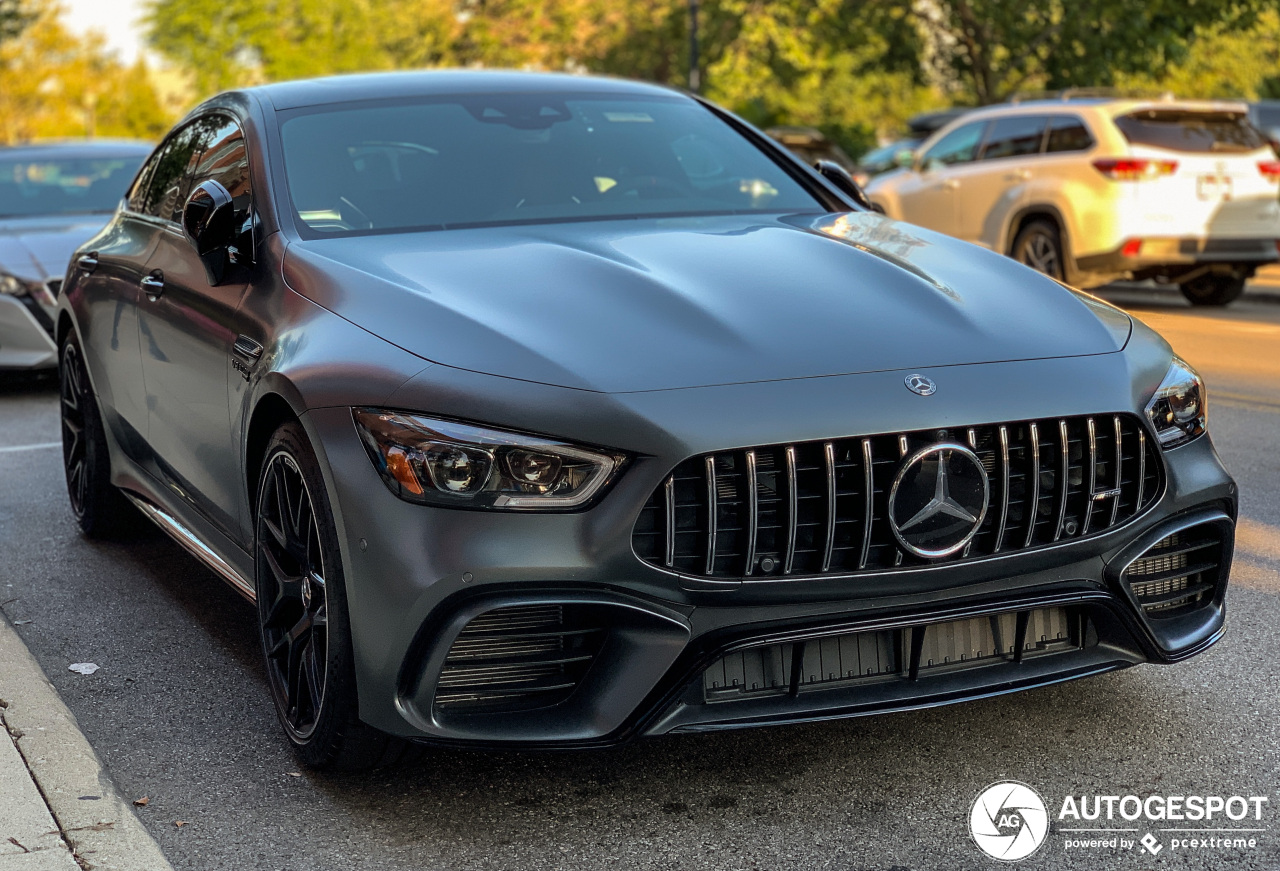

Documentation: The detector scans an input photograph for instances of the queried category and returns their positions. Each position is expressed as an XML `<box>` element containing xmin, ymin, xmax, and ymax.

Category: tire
<box><xmin>254</xmin><ymin>421</ymin><xmax>420</xmax><ymax>771</ymax></box>
<box><xmin>59</xmin><ymin>333</ymin><xmax>142</xmax><ymax>538</ymax></box>
<box><xmin>1011</xmin><ymin>219</ymin><xmax>1065</xmax><ymax>281</ymax></box>
<box><xmin>1179</xmin><ymin>274</ymin><xmax>1246</xmax><ymax>307</ymax></box>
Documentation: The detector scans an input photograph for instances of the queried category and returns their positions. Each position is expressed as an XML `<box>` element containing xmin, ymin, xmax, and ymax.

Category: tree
<box><xmin>0</xmin><ymin>0</ymin><xmax>172</xmax><ymax>143</ymax></box>
<box><xmin>908</xmin><ymin>0</ymin><xmax>1262</xmax><ymax>105</ymax></box>
<box><xmin>0</xmin><ymin>0</ymin><xmax>33</xmax><ymax>43</ymax></box>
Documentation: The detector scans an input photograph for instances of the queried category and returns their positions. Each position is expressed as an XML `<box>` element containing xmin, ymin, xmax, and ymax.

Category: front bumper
<box><xmin>302</xmin><ymin>352</ymin><xmax>1236</xmax><ymax>747</ymax></box>
<box><xmin>0</xmin><ymin>294</ymin><xmax>57</xmax><ymax>369</ymax></box>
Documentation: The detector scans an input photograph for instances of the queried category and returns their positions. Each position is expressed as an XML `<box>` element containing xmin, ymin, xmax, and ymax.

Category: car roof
<box><xmin>243</xmin><ymin>70</ymin><xmax>683</xmax><ymax>112</ymax></box>
<box><xmin>952</xmin><ymin>98</ymin><xmax>1251</xmax><ymax>126</ymax></box>
<box><xmin>0</xmin><ymin>139</ymin><xmax>153</xmax><ymax>159</ymax></box>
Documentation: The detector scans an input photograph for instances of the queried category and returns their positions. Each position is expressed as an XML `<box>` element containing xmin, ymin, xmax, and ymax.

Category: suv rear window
<box><xmin>1114</xmin><ymin>110</ymin><xmax>1268</xmax><ymax>154</ymax></box>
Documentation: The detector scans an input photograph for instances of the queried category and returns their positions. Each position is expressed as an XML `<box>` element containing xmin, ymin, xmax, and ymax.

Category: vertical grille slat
<box><xmin>744</xmin><ymin>450</ymin><xmax>759</xmax><ymax>576</ymax></box>
<box><xmin>636</xmin><ymin>414</ymin><xmax>1162</xmax><ymax>579</ymax></box>
<box><xmin>821</xmin><ymin>442</ymin><xmax>837</xmax><ymax>572</ymax></box>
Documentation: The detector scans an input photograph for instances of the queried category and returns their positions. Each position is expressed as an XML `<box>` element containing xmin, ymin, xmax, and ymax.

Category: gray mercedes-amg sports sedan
<box><xmin>57</xmin><ymin>71</ymin><xmax>1236</xmax><ymax>769</ymax></box>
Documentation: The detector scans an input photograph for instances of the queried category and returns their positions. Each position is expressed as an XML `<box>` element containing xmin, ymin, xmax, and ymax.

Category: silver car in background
<box><xmin>0</xmin><ymin>142</ymin><xmax>150</xmax><ymax>369</ymax></box>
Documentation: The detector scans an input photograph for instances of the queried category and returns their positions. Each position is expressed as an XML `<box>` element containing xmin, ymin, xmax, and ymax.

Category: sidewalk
<box><xmin>0</xmin><ymin>617</ymin><xmax>173</xmax><ymax>871</ymax></box>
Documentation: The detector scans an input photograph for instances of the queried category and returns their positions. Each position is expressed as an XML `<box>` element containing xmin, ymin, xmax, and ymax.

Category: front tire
<box><xmin>254</xmin><ymin>421</ymin><xmax>418</xmax><ymax>771</ymax></box>
<box><xmin>1179</xmin><ymin>274</ymin><xmax>1245</xmax><ymax>306</ymax></box>
<box><xmin>1011</xmin><ymin>219</ymin><xmax>1065</xmax><ymax>280</ymax></box>
<box><xmin>59</xmin><ymin>334</ymin><xmax>141</xmax><ymax>538</ymax></box>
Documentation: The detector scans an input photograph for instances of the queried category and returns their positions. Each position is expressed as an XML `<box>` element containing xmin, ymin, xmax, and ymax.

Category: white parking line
<box><xmin>0</xmin><ymin>441</ymin><xmax>60</xmax><ymax>454</ymax></box>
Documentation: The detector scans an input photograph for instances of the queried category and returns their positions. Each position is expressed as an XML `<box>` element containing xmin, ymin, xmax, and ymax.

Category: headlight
<box><xmin>0</xmin><ymin>274</ymin><xmax>28</xmax><ymax>296</ymax></box>
<box><xmin>353</xmin><ymin>409</ymin><xmax>626</xmax><ymax>510</ymax></box>
<box><xmin>1144</xmin><ymin>356</ymin><xmax>1207</xmax><ymax>448</ymax></box>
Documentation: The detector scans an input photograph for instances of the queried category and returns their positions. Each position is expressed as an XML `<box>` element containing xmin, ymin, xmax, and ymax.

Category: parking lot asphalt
<box><xmin>1</xmin><ymin>288</ymin><xmax>1278</xmax><ymax>870</ymax></box>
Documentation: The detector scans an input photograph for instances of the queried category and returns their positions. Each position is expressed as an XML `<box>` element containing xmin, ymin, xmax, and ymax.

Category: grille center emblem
<box><xmin>889</xmin><ymin>443</ymin><xmax>990</xmax><ymax>558</ymax></box>
<box><xmin>905</xmin><ymin>374</ymin><xmax>936</xmax><ymax>396</ymax></box>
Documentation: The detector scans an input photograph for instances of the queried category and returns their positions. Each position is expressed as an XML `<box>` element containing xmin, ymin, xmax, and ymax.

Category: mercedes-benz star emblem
<box><xmin>905</xmin><ymin>374</ymin><xmax>936</xmax><ymax>396</ymax></box>
<box><xmin>888</xmin><ymin>443</ymin><xmax>989</xmax><ymax>558</ymax></box>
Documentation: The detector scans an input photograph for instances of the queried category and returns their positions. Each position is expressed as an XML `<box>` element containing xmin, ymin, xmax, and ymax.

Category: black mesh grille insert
<box><xmin>702</xmin><ymin>607</ymin><xmax>1084</xmax><ymax>702</ymax></box>
<box><xmin>1124</xmin><ymin>523</ymin><xmax>1225</xmax><ymax>618</ymax></box>
<box><xmin>634</xmin><ymin>414</ymin><xmax>1162</xmax><ymax>578</ymax></box>
<box><xmin>434</xmin><ymin>604</ymin><xmax>605</xmax><ymax>713</ymax></box>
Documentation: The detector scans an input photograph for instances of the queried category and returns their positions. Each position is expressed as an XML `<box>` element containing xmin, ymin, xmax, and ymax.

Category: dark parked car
<box><xmin>0</xmin><ymin>141</ymin><xmax>150</xmax><ymax>369</ymax></box>
<box><xmin>58</xmin><ymin>71</ymin><xmax>1235</xmax><ymax>769</ymax></box>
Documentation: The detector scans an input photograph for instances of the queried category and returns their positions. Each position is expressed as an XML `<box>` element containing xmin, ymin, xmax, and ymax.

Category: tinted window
<box><xmin>980</xmin><ymin>116</ymin><xmax>1047</xmax><ymax>160</ymax></box>
<box><xmin>921</xmin><ymin>121</ymin><xmax>986</xmax><ymax>167</ymax></box>
<box><xmin>1114</xmin><ymin>110</ymin><xmax>1268</xmax><ymax>154</ymax></box>
<box><xmin>279</xmin><ymin>94</ymin><xmax>823</xmax><ymax>237</ymax></box>
<box><xmin>0</xmin><ymin>153</ymin><xmax>146</xmax><ymax>219</ymax></box>
<box><xmin>191</xmin><ymin>118</ymin><xmax>251</xmax><ymax>208</ymax></box>
<box><xmin>139</xmin><ymin>116</ymin><xmax>225</xmax><ymax>222</ymax></box>
<box><xmin>1045</xmin><ymin>116</ymin><xmax>1094</xmax><ymax>153</ymax></box>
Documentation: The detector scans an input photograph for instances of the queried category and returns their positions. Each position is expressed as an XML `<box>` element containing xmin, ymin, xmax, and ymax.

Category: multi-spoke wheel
<box><xmin>253</xmin><ymin>421</ymin><xmax>418</xmax><ymax>770</ymax></box>
<box><xmin>59</xmin><ymin>334</ymin><xmax>139</xmax><ymax>538</ymax></box>
<box><xmin>1012</xmin><ymin>219</ymin><xmax>1065</xmax><ymax>281</ymax></box>
<box><xmin>257</xmin><ymin>450</ymin><xmax>329</xmax><ymax>742</ymax></box>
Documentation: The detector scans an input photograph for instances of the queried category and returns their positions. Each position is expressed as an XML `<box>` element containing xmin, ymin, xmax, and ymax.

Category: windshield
<box><xmin>279</xmin><ymin>93</ymin><xmax>824</xmax><ymax>236</ymax></box>
<box><xmin>0</xmin><ymin>153</ymin><xmax>145</xmax><ymax>218</ymax></box>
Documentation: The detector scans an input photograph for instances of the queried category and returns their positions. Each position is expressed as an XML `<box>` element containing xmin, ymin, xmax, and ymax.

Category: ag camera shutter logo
<box><xmin>969</xmin><ymin>781</ymin><xmax>1050</xmax><ymax>862</ymax></box>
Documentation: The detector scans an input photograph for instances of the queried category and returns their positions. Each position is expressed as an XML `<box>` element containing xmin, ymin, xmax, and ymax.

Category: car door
<box><xmin>893</xmin><ymin>120</ymin><xmax>988</xmax><ymax>238</ymax></box>
<box><xmin>956</xmin><ymin>114</ymin><xmax>1050</xmax><ymax>247</ymax></box>
<box><xmin>137</xmin><ymin>114</ymin><xmax>253</xmax><ymax>537</ymax></box>
<box><xmin>71</xmin><ymin>128</ymin><xmax>204</xmax><ymax>463</ymax></box>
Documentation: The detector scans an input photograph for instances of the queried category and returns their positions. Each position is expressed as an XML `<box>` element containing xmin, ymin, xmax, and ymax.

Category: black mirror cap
<box><xmin>182</xmin><ymin>180</ymin><xmax>238</xmax><ymax>284</ymax></box>
<box><xmin>813</xmin><ymin>159</ymin><xmax>874</xmax><ymax>211</ymax></box>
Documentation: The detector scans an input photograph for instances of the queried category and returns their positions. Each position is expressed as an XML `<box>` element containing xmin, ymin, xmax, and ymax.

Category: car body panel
<box><xmin>57</xmin><ymin>72</ymin><xmax>1235</xmax><ymax>748</ymax></box>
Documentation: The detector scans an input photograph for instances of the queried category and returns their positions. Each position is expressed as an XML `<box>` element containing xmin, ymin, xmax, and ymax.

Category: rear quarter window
<box><xmin>1114</xmin><ymin>110</ymin><xmax>1268</xmax><ymax>154</ymax></box>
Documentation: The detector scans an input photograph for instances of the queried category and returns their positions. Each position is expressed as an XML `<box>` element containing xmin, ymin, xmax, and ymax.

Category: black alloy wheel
<box><xmin>1012</xmin><ymin>219</ymin><xmax>1065</xmax><ymax>281</ymax></box>
<box><xmin>253</xmin><ymin>421</ymin><xmax>419</xmax><ymax>770</ymax></box>
<box><xmin>257</xmin><ymin>448</ymin><xmax>330</xmax><ymax>743</ymax></box>
<box><xmin>1179</xmin><ymin>274</ymin><xmax>1246</xmax><ymax>307</ymax></box>
<box><xmin>60</xmin><ymin>341</ymin><xmax>89</xmax><ymax>518</ymax></box>
<box><xmin>59</xmin><ymin>334</ymin><xmax>139</xmax><ymax>538</ymax></box>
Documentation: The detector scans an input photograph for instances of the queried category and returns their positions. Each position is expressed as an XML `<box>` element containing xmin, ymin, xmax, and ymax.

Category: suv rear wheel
<box><xmin>1179</xmin><ymin>274</ymin><xmax>1246</xmax><ymax>307</ymax></box>
<box><xmin>1012</xmin><ymin>219</ymin><xmax>1065</xmax><ymax>280</ymax></box>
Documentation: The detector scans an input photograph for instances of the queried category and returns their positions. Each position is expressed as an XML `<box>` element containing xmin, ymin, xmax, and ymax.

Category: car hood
<box><xmin>282</xmin><ymin>212</ymin><xmax>1132</xmax><ymax>394</ymax></box>
<box><xmin>0</xmin><ymin>214</ymin><xmax>111</xmax><ymax>281</ymax></box>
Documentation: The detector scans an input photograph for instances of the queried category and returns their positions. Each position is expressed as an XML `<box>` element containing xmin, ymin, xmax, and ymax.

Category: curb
<box><xmin>0</xmin><ymin>616</ymin><xmax>175</xmax><ymax>871</ymax></box>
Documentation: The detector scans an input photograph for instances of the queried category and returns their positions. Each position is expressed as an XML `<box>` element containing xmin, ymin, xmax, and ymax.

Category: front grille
<box><xmin>702</xmin><ymin>607</ymin><xmax>1082</xmax><ymax>702</ymax></box>
<box><xmin>634</xmin><ymin>414</ymin><xmax>1161</xmax><ymax>579</ymax></box>
<box><xmin>434</xmin><ymin>604</ymin><xmax>605</xmax><ymax>713</ymax></box>
<box><xmin>1124</xmin><ymin>524</ymin><xmax>1224</xmax><ymax>617</ymax></box>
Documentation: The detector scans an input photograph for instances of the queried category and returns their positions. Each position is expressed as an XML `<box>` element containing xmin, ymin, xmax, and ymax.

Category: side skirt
<box><xmin>123</xmin><ymin>492</ymin><xmax>256</xmax><ymax>602</ymax></box>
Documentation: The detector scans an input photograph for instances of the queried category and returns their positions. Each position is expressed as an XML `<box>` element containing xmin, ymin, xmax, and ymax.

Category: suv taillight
<box><xmin>1092</xmin><ymin>158</ymin><xmax>1178</xmax><ymax>180</ymax></box>
<box><xmin>1259</xmin><ymin>161</ymin><xmax>1280</xmax><ymax>182</ymax></box>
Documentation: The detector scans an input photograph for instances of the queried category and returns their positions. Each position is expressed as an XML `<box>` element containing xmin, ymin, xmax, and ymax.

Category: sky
<box><xmin>62</xmin><ymin>0</ymin><xmax>147</xmax><ymax>62</ymax></box>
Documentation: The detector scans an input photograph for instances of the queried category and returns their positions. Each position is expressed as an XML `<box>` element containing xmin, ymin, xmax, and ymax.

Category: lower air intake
<box><xmin>434</xmin><ymin>604</ymin><xmax>605</xmax><ymax>714</ymax></box>
<box><xmin>1124</xmin><ymin>523</ymin><xmax>1225</xmax><ymax>617</ymax></box>
<box><xmin>702</xmin><ymin>607</ymin><xmax>1084</xmax><ymax>703</ymax></box>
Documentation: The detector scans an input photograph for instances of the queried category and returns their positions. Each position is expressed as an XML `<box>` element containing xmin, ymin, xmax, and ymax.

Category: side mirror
<box><xmin>813</xmin><ymin>159</ymin><xmax>874</xmax><ymax>211</ymax></box>
<box><xmin>182</xmin><ymin>180</ymin><xmax>238</xmax><ymax>285</ymax></box>
<box><xmin>895</xmin><ymin>148</ymin><xmax>916</xmax><ymax>168</ymax></box>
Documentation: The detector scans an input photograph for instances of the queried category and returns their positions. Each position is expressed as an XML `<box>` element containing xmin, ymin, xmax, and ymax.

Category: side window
<box><xmin>980</xmin><ymin>116</ymin><xmax>1048</xmax><ymax>161</ymax></box>
<box><xmin>140</xmin><ymin>122</ymin><xmax>205</xmax><ymax>222</ymax></box>
<box><xmin>922</xmin><ymin>121</ymin><xmax>987</xmax><ymax>168</ymax></box>
<box><xmin>190</xmin><ymin>117</ymin><xmax>251</xmax><ymax>209</ymax></box>
<box><xmin>126</xmin><ymin>154</ymin><xmax>157</xmax><ymax>213</ymax></box>
<box><xmin>1045</xmin><ymin>116</ymin><xmax>1094</xmax><ymax>153</ymax></box>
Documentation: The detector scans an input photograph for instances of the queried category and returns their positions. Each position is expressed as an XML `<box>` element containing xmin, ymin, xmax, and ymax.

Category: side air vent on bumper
<box><xmin>1123</xmin><ymin>523</ymin><xmax>1228</xmax><ymax>618</ymax></box>
<box><xmin>634</xmin><ymin>414</ymin><xmax>1162</xmax><ymax>579</ymax></box>
<box><xmin>434</xmin><ymin>604</ymin><xmax>605</xmax><ymax>714</ymax></box>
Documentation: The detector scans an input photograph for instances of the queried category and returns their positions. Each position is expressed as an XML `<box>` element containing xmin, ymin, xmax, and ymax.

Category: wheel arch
<box><xmin>244</xmin><ymin>389</ymin><xmax>305</xmax><ymax>511</ymax></box>
<box><xmin>1005</xmin><ymin>204</ymin><xmax>1076</xmax><ymax>284</ymax></box>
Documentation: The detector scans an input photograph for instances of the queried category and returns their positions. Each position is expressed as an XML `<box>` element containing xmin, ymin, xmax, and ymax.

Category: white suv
<box><xmin>866</xmin><ymin>97</ymin><xmax>1280</xmax><ymax>305</ymax></box>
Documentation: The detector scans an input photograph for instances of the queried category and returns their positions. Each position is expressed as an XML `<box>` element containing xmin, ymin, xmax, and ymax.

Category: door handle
<box><xmin>941</xmin><ymin>178</ymin><xmax>960</xmax><ymax>190</ymax></box>
<box><xmin>140</xmin><ymin>271</ymin><xmax>165</xmax><ymax>301</ymax></box>
<box><xmin>1005</xmin><ymin>169</ymin><xmax>1032</xmax><ymax>181</ymax></box>
<box><xmin>77</xmin><ymin>253</ymin><xmax>98</xmax><ymax>273</ymax></box>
